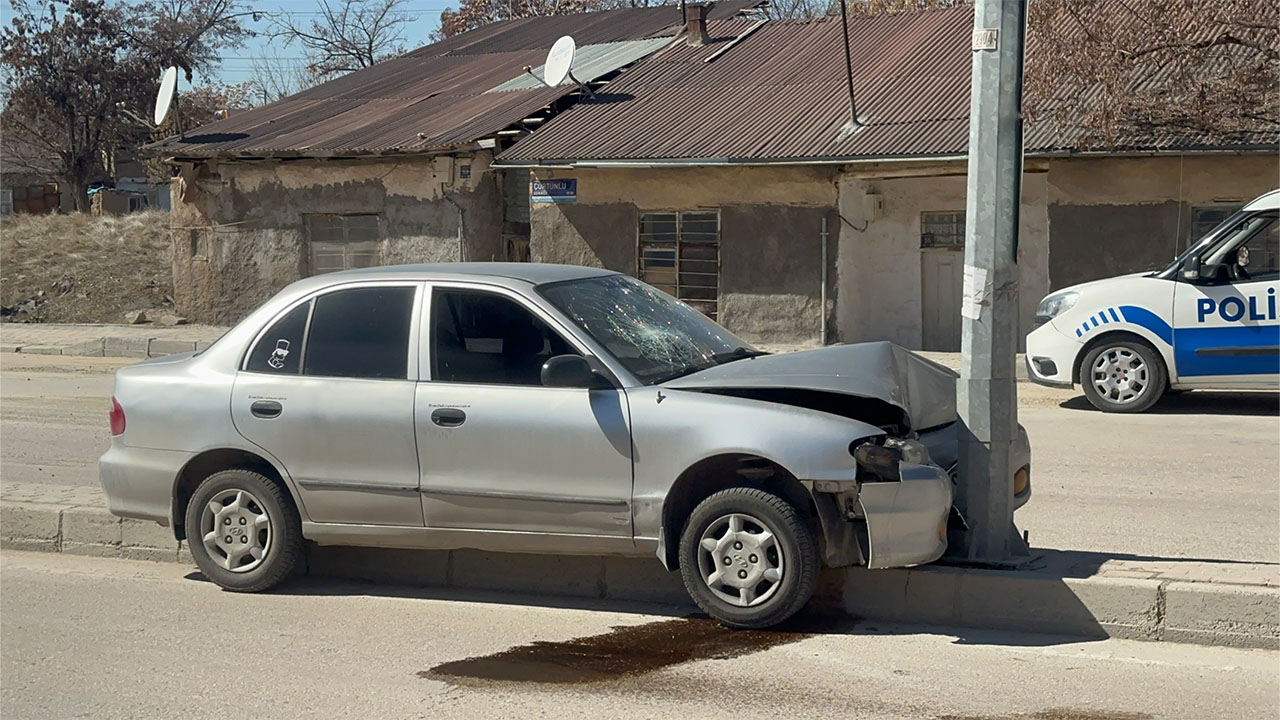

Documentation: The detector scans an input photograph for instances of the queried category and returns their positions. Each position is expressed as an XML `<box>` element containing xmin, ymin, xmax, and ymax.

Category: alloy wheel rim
<box><xmin>697</xmin><ymin>512</ymin><xmax>785</xmax><ymax>608</ymax></box>
<box><xmin>200</xmin><ymin>489</ymin><xmax>272</xmax><ymax>573</ymax></box>
<box><xmin>1091</xmin><ymin>347</ymin><xmax>1149</xmax><ymax>405</ymax></box>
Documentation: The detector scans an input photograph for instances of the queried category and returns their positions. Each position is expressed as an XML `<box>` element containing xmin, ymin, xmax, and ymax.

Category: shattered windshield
<box><xmin>539</xmin><ymin>275</ymin><xmax>760</xmax><ymax>385</ymax></box>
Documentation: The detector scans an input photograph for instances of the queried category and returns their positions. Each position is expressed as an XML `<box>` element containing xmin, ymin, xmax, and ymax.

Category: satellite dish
<box><xmin>154</xmin><ymin>66</ymin><xmax>178</xmax><ymax>126</ymax></box>
<box><xmin>543</xmin><ymin>36</ymin><xmax>576</xmax><ymax>87</ymax></box>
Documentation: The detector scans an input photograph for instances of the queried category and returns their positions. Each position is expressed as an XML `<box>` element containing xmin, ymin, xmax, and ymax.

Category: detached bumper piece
<box><xmin>858</xmin><ymin>463</ymin><xmax>952</xmax><ymax>569</ymax></box>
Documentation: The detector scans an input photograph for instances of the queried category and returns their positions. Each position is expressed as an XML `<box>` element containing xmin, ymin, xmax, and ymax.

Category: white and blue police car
<box><xmin>1026</xmin><ymin>189</ymin><xmax>1279</xmax><ymax>412</ymax></box>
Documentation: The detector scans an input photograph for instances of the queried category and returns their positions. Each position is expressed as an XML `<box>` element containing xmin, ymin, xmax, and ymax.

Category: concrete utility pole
<box><xmin>956</xmin><ymin>0</ymin><xmax>1028</xmax><ymax>564</ymax></box>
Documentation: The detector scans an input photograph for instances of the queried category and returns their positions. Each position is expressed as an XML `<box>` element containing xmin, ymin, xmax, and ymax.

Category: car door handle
<box><xmin>430</xmin><ymin>408</ymin><xmax>466</xmax><ymax>427</ymax></box>
<box><xmin>250</xmin><ymin>400</ymin><xmax>282</xmax><ymax>419</ymax></box>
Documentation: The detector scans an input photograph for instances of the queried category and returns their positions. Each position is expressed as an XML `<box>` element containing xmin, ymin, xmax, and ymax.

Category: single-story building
<box><xmin>150</xmin><ymin>3</ymin><xmax>1279</xmax><ymax>350</ymax></box>
<box><xmin>148</xmin><ymin>3</ymin><xmax>756</xmax><ymax>323</ymax></box>
<box><xmin>496</xmin><ymin>7</ymin><xmax>1279</xmax><ymax>349</ymax></box>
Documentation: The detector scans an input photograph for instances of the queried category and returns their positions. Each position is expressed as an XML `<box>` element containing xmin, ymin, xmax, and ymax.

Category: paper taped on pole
<box><xmin>961</xmin><ymin>264</ymin><xmax>990</xmax><ymax>320</ymax></box>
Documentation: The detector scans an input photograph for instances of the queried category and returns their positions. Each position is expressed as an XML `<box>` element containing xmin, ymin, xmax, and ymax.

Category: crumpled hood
<box><xmin>663</xmin><ymin>341</ymin><xmax>959</xmax><ymax>430</ymax></box>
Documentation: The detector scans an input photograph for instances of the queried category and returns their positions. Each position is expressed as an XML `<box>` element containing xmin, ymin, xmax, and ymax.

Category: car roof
<box><xmin>327</xmin><ymin>262</ymin><xmax>619</xmax><ymax>285</ymax></box>
<box><xmin>1243</xmin><ymin>189</ymin><xmax>1280</xmax><ymax>212</ymax></box>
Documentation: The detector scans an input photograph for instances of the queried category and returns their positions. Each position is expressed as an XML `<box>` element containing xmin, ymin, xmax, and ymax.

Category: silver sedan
<box><xmin>100</xmin><ymin>263</ymin><xmax>1031</xmax><ymax>628</ymax></box>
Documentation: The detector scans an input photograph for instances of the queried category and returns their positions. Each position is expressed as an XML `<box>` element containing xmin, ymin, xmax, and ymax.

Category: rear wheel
<box><xmin>1080</xmin><ymin>339</ymin><xmax>1167</xmax><ymax>413</ymax></box>
<box><xmin>678</xmin><ymin>487</ymin><xmax>818</xmax><ymax>629</ymax></box>
<box><xmin>185</xmin><ymin>469</ymin><xmax>302</xmax><ymax>592</ymax></box>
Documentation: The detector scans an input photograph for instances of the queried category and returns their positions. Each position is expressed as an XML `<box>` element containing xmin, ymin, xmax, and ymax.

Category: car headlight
<box><xmin>852</xmin><ymin>438</ymin><xmax>931</xmax><ymax>480</ymax></box>
<box><xmin>1036</xmin><ymin>291</ymin><xmax>1078</xmax><ymax>320</ymax></box>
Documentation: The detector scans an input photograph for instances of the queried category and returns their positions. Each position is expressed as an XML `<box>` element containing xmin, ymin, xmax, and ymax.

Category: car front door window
<box><xmin>432</xmin><ymin>289</ymin><xmax>577</xmax><ymax>386</ymax></box>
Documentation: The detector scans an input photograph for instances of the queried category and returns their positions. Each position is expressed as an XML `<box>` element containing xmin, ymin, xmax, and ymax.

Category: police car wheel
<box><xmin>1080</xmin><ymin>339</ymin><xmax>1166</xmax><ymax>413</ymax></box>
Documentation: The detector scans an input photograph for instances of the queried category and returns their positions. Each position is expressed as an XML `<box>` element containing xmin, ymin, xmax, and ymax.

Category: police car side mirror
<box><xmin>1182</xmin><ymin>256</ymin><xmax>1201</xmax><ymax>281</ymax></box>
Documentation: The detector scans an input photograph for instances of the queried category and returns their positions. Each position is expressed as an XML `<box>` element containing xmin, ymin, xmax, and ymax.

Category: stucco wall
<box><xmin>1046</xmin><ymin>154</ymin><xmax>1279</xmax><ymax>290</ymax></box>
<box><xmin>171</xmin><ymin>152</ymin><xmax>502</xmax><ymax>324</ymax></box>
<box><xmin>528</xmin><ymin>166</ymin><xmax>839</xmax><ymax>345</ymax></box>
<box><xmin>836</xmin><ymin>169</ymin><xmax>1051</xmax><ymax>350</ymax></box>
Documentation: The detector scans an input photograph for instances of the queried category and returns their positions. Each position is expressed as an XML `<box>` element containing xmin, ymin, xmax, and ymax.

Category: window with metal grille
<box><xmin>1191</xmin><ymin>203</ymin><xmax>1242</xmax><ymax>244</ymax></box>
<box><xmin>305</xmin><ymin>214</ymin><xmax>382</xmax><ymax>275</ymax></box>
<box><xmin>638</xmin><ymin>210</ymin><xmax>720</xmax><ymax>318</ymax></box>
<box><xmin>921</xmin><ymin>212</ymin><xmax>966</xmax><ymax>249</ymax></box>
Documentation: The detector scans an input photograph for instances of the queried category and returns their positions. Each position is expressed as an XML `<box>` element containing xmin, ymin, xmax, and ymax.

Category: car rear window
<box><xmin>245</xmin><ymin>301</ymin><xmax>310</xmax><ymax>374</ymax></box>
<box><xmin>303</xmin><ymin>287</ymin><xmax>415</xmax><ymax>380</ymax></box>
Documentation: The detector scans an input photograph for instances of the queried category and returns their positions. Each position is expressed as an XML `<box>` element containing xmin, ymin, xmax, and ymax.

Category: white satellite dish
<box><xmin>154</xmin><ymin>66</ymin><xmax>178</xmax><ymax>126</ymax></box>
<box><xmin>543</xmin><ymin>36</ymin><xmax>576</xmax><ymax>87</ymax></box>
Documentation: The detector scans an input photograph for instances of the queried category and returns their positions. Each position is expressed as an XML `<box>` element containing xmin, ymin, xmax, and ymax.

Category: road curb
<box><xmin>2</xmin><ymin>496</ymin><xmax>1274</xmax><ymax>648</ymax></box>
<box><xmin>0</xmin><ymin>335</ymin><xmax>212</xmax><ymax>359</ymax></box>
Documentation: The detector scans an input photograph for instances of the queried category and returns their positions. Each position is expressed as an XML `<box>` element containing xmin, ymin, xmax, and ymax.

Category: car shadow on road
<box><xmin>178</xmin><ymin>540</ymin><xmax>1268</xmax><ymax>653</ymax></box>
<box><xmin>1058</xmin><ymin>391</ymin><xmax>1278</xmax><ymax>416</ymax></box>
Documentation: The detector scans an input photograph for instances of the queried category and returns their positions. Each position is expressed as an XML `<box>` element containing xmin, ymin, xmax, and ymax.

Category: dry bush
<box><xmin>0</xmin><ymin>211</ymin><xmax>174</xmax><ymax>324</ymax></box>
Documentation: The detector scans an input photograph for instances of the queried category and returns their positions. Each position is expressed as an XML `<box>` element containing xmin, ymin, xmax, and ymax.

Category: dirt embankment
<box><xmin>0</xmin><ymin>212</ymin><xmax>173</xmax><ymax>324</ymax></box>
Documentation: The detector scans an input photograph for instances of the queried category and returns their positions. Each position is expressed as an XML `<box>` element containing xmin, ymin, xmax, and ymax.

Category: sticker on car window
<box><xmin>267</xmin><ymin>339</ymin><xmax>291</xmax><ymax>369</ymax></box>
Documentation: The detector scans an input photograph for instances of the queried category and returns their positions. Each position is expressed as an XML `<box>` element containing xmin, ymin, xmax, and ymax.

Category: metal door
<box><xmin>921</xmin><ymin>250</ymin><xmax>963</xmax><ymax>351</ymax></box>
<box><xmin>231</xmin><ymin>282</ymin><xmax>425</xmax><ymax>527</ymax></box>
<box><xmin>415</xmin><ymin>284</ymin><xmax>633</xmax><ymax>537</ymax></box>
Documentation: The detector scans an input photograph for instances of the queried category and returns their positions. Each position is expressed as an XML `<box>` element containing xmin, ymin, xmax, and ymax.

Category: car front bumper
<box><xmin>858</xmin><ymin>462</ymin><xmax>952</xmax><ymax>569</ymax></box>
<box><xmin>1025</xmin><ymin>320</ymin><xmax>1083</xmax><ymax>388</ymax></box>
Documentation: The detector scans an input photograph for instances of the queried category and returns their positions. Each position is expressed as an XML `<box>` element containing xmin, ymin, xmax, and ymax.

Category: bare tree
<box><xmin>0</xmin><ymin>0</ymin><xmax>252</xmax><ymax>211</ymax></box>
<box><xmin>437</xmin><ymin>0</ymin><xmax>609</xmax><ymax>40</ymax></box>
<box><xmin>249</xmin><ymin>54</ymin><xmax>325</xmax><ymax>103</ymax></box>
<box><xmin>268</xmin><ymin>0</ymin><xmax>413</xmax><ymax>78</ymax></box>
<box><xmin>123</xmin><ymin>0</ymin><xmax>256</xmax><ymax>81</ymax></box>
<box><xmin>1025</xmin><ymin>0</ymin><xmax>1280</xmax><ymax>146</ymax></box>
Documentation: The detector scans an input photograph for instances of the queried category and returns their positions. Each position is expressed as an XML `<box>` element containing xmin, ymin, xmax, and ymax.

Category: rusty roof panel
<box><xmin>149</xmin><ymin>3</ymin><xmax>761</xmax><ymax>159</ymax></box>
<box><xmin>500</xmin><ymin>3</ymin><xmax>1277</xmax><ymax>164</ymax></box>
<box><xmin>486</xmin><ymin>38</ymin><xmax>673</xmax><ymax>92</ymax></box>
<box><xmin>501</xmin><ymin>9</ymin><xmax>978</xmax><ymax>163</ymax></box>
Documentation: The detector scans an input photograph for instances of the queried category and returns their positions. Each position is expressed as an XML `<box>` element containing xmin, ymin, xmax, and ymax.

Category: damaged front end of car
<box><xmin>664</xmin><ymin>341</ymin><xmax>1029</xmax><ymax>571</ymax></box>
<box><xmin>804</xmin><ymin>435</ymin><xmax>952</xmax><ymax>570</ymax></box>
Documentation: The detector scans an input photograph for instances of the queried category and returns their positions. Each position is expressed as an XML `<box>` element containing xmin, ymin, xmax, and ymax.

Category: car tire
<box><xmin>678</xmin><ymin>487</ymin><xmax>818</xmax><ymax>629</ymax></box>
<box><xmin>1079</xmin><ymin>338</ymin><xmax>1167</xmax><ymax>413</ymax></box>
<box><xmin>185</xmin><ymin>469</ymin><xmax>302</xmax><ymax>593</ymax></box>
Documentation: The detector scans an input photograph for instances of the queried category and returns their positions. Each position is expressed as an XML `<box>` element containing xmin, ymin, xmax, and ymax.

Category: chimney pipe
<box><xmin>684</xmin><ymin>3</ymin><xmax>712</xmax><ymax>47</ymax></box>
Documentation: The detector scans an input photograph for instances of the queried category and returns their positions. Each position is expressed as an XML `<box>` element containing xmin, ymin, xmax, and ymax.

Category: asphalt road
<box><xmin>1</xmin><ymin>353</ymin><xmax>1277</xmax><ymax>563</ymax></box>
<box><xmin>2</xmin><ymin>551</ymin><xmax>1277</xmax><ymax>720</ymax></box>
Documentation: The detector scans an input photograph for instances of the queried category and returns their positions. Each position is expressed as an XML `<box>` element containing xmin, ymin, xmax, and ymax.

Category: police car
<box><xmin>1027</xmin><ymin>189</ymin><xmax>1279</xmax><ymax>412</ymax></box>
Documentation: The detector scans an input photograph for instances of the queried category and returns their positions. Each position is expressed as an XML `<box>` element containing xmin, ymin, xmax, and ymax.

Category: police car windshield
<box><xmin>1163</xmin><ymin>208</ymin><xmax>1252</xmax><ymax>275</ymax></box>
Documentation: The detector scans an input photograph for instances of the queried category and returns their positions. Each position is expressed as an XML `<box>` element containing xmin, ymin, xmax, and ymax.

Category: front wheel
<box><xmin>1080</xmin><ymin>339</ymin><xmax>1167</xmax><ymax>413</ymax></box>
<box><xmin>185</xmin><ymin>469</ymin><xmax>302</xmax><ymax>592</ymax></box>
<box><xmin>678</xmin><ymin>487</ymin><xmax>818</xmax><ymax>629</ymax></box>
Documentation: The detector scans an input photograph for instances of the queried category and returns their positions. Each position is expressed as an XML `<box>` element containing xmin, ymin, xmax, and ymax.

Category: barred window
<box><xmin>921</xmin><ymin>212</ymin><xmax>965</xmax><ymax>249</ymax></box>
<box><xmin>638</xmin><ymin>210</ymin><xmax>720</xmax><ymax>318</ymax></box>
<box><xmin>305</xmin><ymin>214</ymin><xmax>381</xmax><ymax>275</ymax></box>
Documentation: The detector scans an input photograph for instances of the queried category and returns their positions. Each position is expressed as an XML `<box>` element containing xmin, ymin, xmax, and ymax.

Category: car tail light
<box><xmin>109</xmin><ymin>397</ymin><xmax>126</xmax><ymax>436</ymax></box>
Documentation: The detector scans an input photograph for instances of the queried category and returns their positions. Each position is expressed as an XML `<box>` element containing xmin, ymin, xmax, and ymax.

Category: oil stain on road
<box><xmin>421</xmin><ymin>616</ymin><xmax>825</xmax><ymax>685</ymax></box>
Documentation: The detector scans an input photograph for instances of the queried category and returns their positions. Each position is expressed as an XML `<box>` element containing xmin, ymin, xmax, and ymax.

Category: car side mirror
<box><xmin>541</xmin><ymin>354</ymin><xmax>595</xmax><ymax>388</ymax></box>
<box><xmin>1182</xmin><ymin>255</ymin><xmax>1223</xmax><ymax>282</ymax></box>
<box><xmin>1181</xmin><ymin>255</ymin><xmax>1201</xmax><ymax>281</ymax></box>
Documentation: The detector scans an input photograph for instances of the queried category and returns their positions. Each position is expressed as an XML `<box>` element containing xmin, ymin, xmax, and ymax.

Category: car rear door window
<box><xmin>246</xmin><ymin>301</ymin><xmax>311</xmax><ymax>374</ymax></box>
<box><xmin>433</xmin><ymin>290</ymin><xmax>577</xmax><ymax>385</ymax></box>
<box><xmin>304</xmin><ymin>287</ymin><xmax>416</xmax><ymax>379</ymax></box>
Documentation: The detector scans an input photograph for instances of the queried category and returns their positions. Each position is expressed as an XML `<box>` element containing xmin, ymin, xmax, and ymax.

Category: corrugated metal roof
<box><xmin>499</xmin><ymin>4</ymin><xmax>1278</xmax><ymax>164</ymax></box>
<box><xmin>487</xmin><ymin>38</ymin><xmax>673</xmax><ymax>92</ymax></box>
<box><xmin>147</xmin><ymin>2</ymin><xmax>758</xmax><ymax>159</ymax></box>
<box><xmin>499</xmin><ymin>9</ymin><xmax>977</xmax><ymax>163</ymax></box>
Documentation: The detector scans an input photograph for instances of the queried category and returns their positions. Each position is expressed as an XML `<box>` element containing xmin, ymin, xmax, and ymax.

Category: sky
<box><xmin>193</xmin><ymin>1</ymin><xmax>449</xmax><ymax>88</ymax></box>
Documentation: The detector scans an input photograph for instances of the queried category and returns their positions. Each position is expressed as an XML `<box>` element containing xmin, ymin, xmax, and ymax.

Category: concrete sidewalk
<box><xmin>0</xmin><ymin>323</ymin><xmax>1029</xmax><ymax>377</ymax></box>
<box><xmin>2</xmin><ymin>480</ymin><xmax>1273</xmax><ymax>648</ymax></box>
<box><xmin>0</xmin><ymin>323</ymin><xmax>227</xmax><ymax>358</ymax></box>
